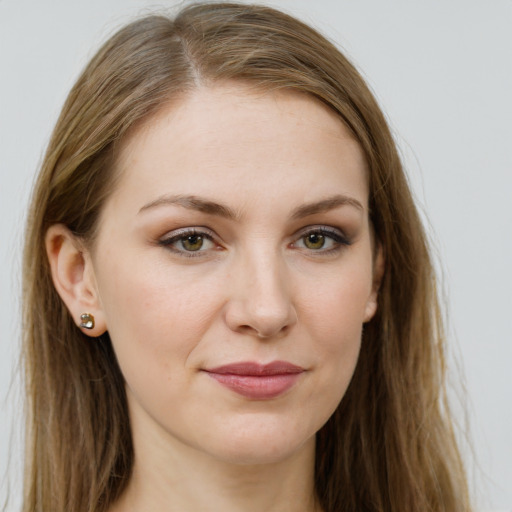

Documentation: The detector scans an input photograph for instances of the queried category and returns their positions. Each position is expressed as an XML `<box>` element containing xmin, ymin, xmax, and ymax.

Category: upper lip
<box><xmin>204</xmin><ymin>361</ymin><xmax>304</xmax><ymax>376</ymax></box>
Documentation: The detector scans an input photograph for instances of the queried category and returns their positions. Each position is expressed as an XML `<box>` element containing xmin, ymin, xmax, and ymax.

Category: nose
<box><xmin>224</xmin><ymin>248</ymin><xmax>297</xmax><ymax>339</ymax></box>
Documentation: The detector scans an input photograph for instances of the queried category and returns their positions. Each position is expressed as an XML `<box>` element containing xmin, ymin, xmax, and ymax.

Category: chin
<box><xmin>195</xmin><ymin>422</ymin><xmax>317</xmax><ymax>467</ymax></box>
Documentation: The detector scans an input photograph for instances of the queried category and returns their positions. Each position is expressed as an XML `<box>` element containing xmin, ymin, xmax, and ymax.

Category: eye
<box><xmin>303</xmin><ymin>232</ymin><xmax>328</xmax><ymax>250</ymax></box>
<box><xmin>292</xmin><ymin>226</ymin><xmax>350</xmax><ymax>253</ymax></box>
<box><xmin>158</xmin><ymin>228</ymin><xmax>218</xmax><ymax>256</ymax></box>
<box><xmin>179</xmin><ymin>233</ymin><xmax>209</xmax><ymax>252</ymax></box>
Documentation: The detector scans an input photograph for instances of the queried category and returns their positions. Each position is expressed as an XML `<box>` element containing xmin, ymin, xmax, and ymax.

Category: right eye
<box><xmin>158</xmin><ymin>228</ymin><xmax>218</xmax><ymax>257</ymax></box>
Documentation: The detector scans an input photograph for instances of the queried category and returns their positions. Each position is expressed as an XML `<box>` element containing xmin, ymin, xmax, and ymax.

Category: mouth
<box><xmin>203</xmin><ymin>361</ymin><xmax>305</xmax><ymax>400</ymax></box>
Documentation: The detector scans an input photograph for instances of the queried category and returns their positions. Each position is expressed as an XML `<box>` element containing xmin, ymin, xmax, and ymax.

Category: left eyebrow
<box><xmin>290</xmin><ymin>194</ymin><xmax>365</xmax><ymax>220</ymax></box>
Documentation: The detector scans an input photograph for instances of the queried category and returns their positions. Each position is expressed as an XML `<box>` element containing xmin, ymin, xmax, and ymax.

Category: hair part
<box><xmin>22</xmin><ymin>3</ymin><xmax>471</xmax><ymax>511</ymax></box>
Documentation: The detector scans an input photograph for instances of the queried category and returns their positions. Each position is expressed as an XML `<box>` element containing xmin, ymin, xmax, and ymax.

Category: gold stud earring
<box><xmin>80</xmin><ymin>313</ymin><xmax>95</xmax><ymax>330</ymax></box>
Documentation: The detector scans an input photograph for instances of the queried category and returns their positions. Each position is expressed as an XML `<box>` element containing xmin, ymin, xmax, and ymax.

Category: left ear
<box><xmin>363</xmin><ymin>243</ymin><xmax>385</xmax><ymax>323</ymax></box>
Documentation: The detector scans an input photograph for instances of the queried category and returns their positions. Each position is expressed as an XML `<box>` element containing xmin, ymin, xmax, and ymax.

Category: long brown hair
<box><xmin>22</xmin><ymin>3</ymin><xmax>471</xmax><ymax>511</ymax></box>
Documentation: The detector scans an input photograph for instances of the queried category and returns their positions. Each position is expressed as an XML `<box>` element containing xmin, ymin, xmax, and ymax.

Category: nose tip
<box><xmin>224</xmin><ymin>260</ymin><xmax>297</xmax><ymax>339</ymax></box>
<box><xmin>226</xmin><ymin>299</ymin><xmax>297</xmax><ymax>339</ymax></box>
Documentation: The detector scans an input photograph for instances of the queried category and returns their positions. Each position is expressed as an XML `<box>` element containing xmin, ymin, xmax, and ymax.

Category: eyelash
<box><xmin>158</xmin><ymin>226</ymin><xmax>351</xmax><ymax>258</ymax></box>
<box><xmin>291</xmin><ymin>226</ymin><xmax>351</xmax><ymax>255</ymax></box>
<box><xmin>158</xmin><ymin>228</ymin><xmax>219</xmax><ymax>258</ymax></box>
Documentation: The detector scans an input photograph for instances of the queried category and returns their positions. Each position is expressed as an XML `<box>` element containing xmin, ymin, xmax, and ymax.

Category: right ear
<box><xmin>45</xmin><ymin>224</ymin><xmax>107</xmax><ymax>337</ymax></box>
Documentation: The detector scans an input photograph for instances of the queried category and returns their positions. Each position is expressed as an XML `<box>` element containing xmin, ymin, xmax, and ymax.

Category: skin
<box><xmin>46</xmin><ymin>84</ymin><xmax>383</xmax><ymax>512</ymax></box>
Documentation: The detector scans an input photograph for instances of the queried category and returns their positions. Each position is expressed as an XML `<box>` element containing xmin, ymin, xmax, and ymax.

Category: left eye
<box><xmin>293</xmin><ymin>228</ymin><xmax>349</xmax><ymax>252</ymax></box>
<box><xmin>302</xmin><ymin>232</ymin><xmax>329</xmax><ymax>250</ymax></box>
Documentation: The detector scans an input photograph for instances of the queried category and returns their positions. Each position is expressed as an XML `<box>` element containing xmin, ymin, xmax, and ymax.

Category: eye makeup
<box><xmin>157</xmin><ymin>223</ymin><xmax>352</xmax><ymax>260</ymax></box>
<box><xmin>290</xmin><ymin>225</ymin><xmax>352</xmax><ymax>256</ymax></box>
<box><xmin>158</xmin><ymin>227</ymin><xmax>223</xmax><ymax>258</ymax></box>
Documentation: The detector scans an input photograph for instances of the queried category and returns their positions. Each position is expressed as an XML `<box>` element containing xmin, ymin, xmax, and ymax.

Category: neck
<box><xmin>110</xmin><ymin>416</ymin><xmax>320</xmax><ymax>512</ymax></box>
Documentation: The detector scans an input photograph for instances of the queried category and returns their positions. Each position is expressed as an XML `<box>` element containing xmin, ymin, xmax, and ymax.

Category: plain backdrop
<box><xmin>1</xmin><ymin>0</ymin><xmax>511</xmax><ymax>510</ymax></box>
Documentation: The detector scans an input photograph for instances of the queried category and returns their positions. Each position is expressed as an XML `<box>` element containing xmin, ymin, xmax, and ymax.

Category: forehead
<box><xmin>108</xmin><ymin>84</ymin><xmax>368</xmax><ymax>217</ymax></box>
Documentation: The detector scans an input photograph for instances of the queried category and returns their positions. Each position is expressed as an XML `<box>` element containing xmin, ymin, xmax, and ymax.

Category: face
<box><xmin>89</xmin><ymin>84</ymin><xmax>380</xmax><ymax>466</ymax></box>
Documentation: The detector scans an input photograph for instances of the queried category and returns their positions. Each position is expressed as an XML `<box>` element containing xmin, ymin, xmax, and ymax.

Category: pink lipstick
<box><xmin>204</xmin><ymin>361</ymin><xmax>304</xmax><ymax>399</ymax></box>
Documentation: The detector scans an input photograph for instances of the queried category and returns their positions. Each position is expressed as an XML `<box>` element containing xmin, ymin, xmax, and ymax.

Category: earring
<box><xmin>80</xmin><ymin>313</ymin><xmax>95</xmax><ymax>330</ymax></box>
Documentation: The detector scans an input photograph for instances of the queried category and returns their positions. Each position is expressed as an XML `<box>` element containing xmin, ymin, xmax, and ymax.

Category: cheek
<box><xmin>299</xmin><ymin>258</ymin><xmax>372</xmax><ymax>342</ymax></box>
<box><xmin>95</xmin><ymin>257</ymin><xmax>224</xmax><ymax>379</ymax></box>
<box><xmin>297</xmin><ymin>262</ymin><xmax>371</xmax><ymax>401</ymax></box>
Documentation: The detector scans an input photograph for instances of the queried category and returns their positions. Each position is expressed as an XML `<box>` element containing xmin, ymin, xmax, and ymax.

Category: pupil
<box><xmin>183</xmin><ymin>235</ymin><xmax>203</xmax><ymax>251</ymax></box>
<box><xmin>306</xmin><ymin>233</ymin><xmax>324</xmax><ymax>249</ymax></box>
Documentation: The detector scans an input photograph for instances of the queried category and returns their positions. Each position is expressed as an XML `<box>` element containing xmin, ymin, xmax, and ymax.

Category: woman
<box><xmin>22</xmin><ymin>2</ymin><xmax>471</xmax><ymax>511</ymax></box>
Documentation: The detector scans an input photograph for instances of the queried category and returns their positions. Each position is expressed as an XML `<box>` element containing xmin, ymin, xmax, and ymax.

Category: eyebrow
<box><xmin>138</xmin><ymin>193</ymin><xmax>364</xmax><ymax>219</ymax></box>
<box><xmin>138</xmin><ymin>194</ymin><xmax>240</xmax><ymax>219</ymax></box>
<box><xmin>290</xmin><ymin>194</ymin><xmax>364</xmax><ymax>219</ymax></box>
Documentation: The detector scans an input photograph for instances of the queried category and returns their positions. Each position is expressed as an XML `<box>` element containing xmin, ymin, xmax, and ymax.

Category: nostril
<box><xmin>226</xmin><ymin>309</ymin><xmax>296</xmax><ymax>339</ymax></box>
<box><xmin>241</xmin><ymin>319</ymin><xmax>293</xmax><ymax>339</ymax></box>
<box><xmin>223</xmin><ymin>268</ymin><xmax>298</xmax><ymax>338</ymax></box>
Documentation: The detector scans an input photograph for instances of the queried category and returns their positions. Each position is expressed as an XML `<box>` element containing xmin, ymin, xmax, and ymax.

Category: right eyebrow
<box><xmin>138</xmin><ymin>194</ymin><xmax>240</xmax><ymax>220</ymax></box>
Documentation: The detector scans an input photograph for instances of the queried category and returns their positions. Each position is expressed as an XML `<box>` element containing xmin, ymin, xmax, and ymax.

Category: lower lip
<box><xmin>205</xmin><ymin>372</ymin><xmax>302</xmax><ymax>399</ymax></box>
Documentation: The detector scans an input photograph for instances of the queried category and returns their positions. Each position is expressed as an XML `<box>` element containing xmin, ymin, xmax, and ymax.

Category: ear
<box><xmin>45</xmin><ymin>224</ymin><xmax>107</xmax><ymax>337</ymax></box>
<box><xmin>363</xmin><ymin>243</ymin><xmax>385</xmax><ymax>323</ymax></box>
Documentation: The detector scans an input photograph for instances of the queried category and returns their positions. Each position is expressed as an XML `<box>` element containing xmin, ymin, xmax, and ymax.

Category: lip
<box><xmin>203</xmin><ymin>361</ymin><xmax>305</xmax><ymax>399</ymax></box>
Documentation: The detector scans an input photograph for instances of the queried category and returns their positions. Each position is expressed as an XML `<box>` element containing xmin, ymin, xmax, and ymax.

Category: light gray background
<box><xmin>1</xmin><ymin>1</ymin><xmax>511</xmax><ymax>510</ymax></box>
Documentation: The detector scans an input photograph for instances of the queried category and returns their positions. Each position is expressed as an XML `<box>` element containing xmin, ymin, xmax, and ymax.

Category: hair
<box><xmin>21</xmin><ymin>3</ymin><xmax>471</xmax><ymax>512</ymax></box>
